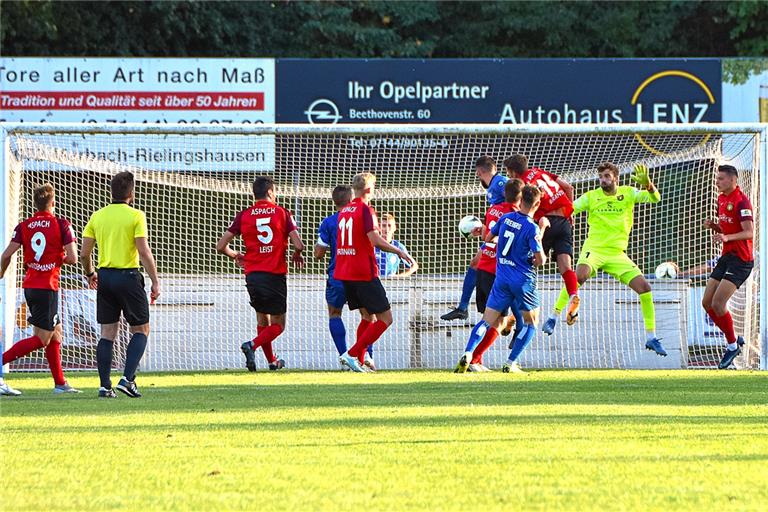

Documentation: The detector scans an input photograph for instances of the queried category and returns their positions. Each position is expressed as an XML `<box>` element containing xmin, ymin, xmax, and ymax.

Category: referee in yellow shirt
<box><xmin>80</xmin><ymin>171</ymin><xmax>160</xmax><ymax>398</ymax></box>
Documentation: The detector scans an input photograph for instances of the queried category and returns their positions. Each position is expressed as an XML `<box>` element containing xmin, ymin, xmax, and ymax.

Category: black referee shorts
<box><xmin>245</xmin><ymin>272</ymin><xmax>287</xmax><ymax>315</ymax></box>
<box><xmin>24</xmin><ymin>288</ymin><xmax>60</xmax><ymax>331</ymax></box>
<box><xmin>709</xmin><ymin>253</ymin><xmax>754</xmax><ymax>289</ymax></box>
<box><xmin>541</xmin><ymin>215</ymin><xmax>573</xmax><ymax>258</ymax></box>
<box><xmin>342</xmin><ymin>278</ymin><xmax>391</xmax><ymax>315</ymax></box>
<box><xmin>97</xmin><ymin>268</ymin><xmax>150</xmax><ymax>326</ymax></box>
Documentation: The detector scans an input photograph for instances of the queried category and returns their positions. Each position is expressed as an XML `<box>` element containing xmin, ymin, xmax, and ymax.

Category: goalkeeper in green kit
<box><xmin>542</xmin><ymin>162</ymin><xmax>667</xmax><ymax>357</ymax></box>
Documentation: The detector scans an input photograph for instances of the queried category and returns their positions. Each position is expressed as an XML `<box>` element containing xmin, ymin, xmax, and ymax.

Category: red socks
<box><xmin>471</xmin><ymin>327</ymin><xmax>499</xmax><ymax>364</ymax></box>
<box><xmin>2</xmin><ymin>335</ymin><xmax>44</xmax><ymax>363</ymax></box>
<box><xmin>45</xmin><ymin>340</ymin><xmax>66</xmax><ymax>386</ymax></box>
<box><xmin>349</xmin><ymin>320</ymin><xmax>389</xmax><ymax>362</ymax></box>
<box><xmin>563</xmin><ymin>270</ymin><xmax>579</xmax><ymax>297</ymax></box>
<box><xmin>706</xmin><ymin>308</ymin><xmax>736</xmax><ymax>343</ymax></box>
<box><xmin>356</xmin><ymin>319</ymin><xmax>373</xmax><ymax>343</ymax></box>
<box><xmin>251</xmin><ymin>324</ymin><xmax>283</xmax><ymax>363</ymax></box>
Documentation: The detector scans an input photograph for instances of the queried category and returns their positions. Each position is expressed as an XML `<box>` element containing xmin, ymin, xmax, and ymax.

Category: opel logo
<box><xmin>304</xmin><ymin>99</ymin><xmax>342</xmax><ymax>124</ymax></box>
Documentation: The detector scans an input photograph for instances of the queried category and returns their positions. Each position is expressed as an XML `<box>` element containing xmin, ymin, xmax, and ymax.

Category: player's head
<box><xmin>503</xmin><ymin>154</ymin><xmax>528</xmax><ymax>178</ymax></box>
<box><xmin>475</xmin><ymin>155</ymin><xmax>496</xmax><ymax>186</ymax></box>
<box><xmin>332</xmin><ymin>185</ymin><xmax>352</xmax><ymax>210</ymax></box>
<box><xmin>716</xmin><ymin>164</ymin><xmax>738</xmax><ymax>193</ymax></box>
<box><xmin>520</xmin><ymin>185</ymin><xmax>542</xmax><ymax>215</ymax></box>
<box><xmin>111</xmin><ymin>171</ymin><xmax>135</xmax><ymax>203</ymax></box>
<box><xmin>352</xmin><ymin>172</ymin><xmax>376</xmax><ymax>200</ymax></box>
<box><xmin>381</xmin><ymin>213</ymin><xmax>397</xmax><ymax>242</ymax></box>
<box><xmin>252</xmin><ymin>176</ymin><xmax>276</xmax><ymax>201</ymax></box>
<box><xmin>33</xmin><ymin>183</ymin><xmax>55</xmax><ymax>212</ymax></box>
<box><xmin>504</xmin><ymin>178</ymin><xmax>524</xmax><ymax>205</ymax></box>
<box><xmin>597</xmin><ymin>162</ymin><xmax>619</xmax><ymax>193</ymax></box>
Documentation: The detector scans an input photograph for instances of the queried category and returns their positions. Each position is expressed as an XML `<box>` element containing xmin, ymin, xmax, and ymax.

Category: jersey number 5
<box><xmin>255</xmin><ymin>218</ymin><xmax>273</xmax><ymax>244</ymax></box>
<box><xmin>31</xmin><ymin>232</ymin><xmax>47</xmax><ymax>261</ymax></box>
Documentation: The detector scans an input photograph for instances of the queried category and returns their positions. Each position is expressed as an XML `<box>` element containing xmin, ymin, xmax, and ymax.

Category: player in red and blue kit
<box><xmin>216</xmin><ymin>176</ymin><xmax>305</xmax><ymax>372</ymax></box>
<box><xmin>455</xmin><ymin>185</ymin><xmax>549</xmax><ymax>373</ymax></box>
<box><xmin>314</xmin><ymin>185</ymin><xmax>356</xmax><ymax>365</ymax></box>
<box><xmin>441</xmin><ymin>155</ymin><xmax>508</xmax><ymax>321</ymax></box>
<box><xmin>333</xmin><ymin>173</ymin><xmax>413</xmax><ymax>372</ymax></box>
<box><xmin>701</xmin><ymin>165</ymin><xmax>755</xmax><ymax>369</ymax></box>
<box><xmin>0</xmin><ymin>184</ymin><xmax>80</xmax><ymax>394</ymax></box>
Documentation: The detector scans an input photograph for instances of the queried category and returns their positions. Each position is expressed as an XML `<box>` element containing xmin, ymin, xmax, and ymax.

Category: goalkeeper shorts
<box><xmin>577</xmin><ymin>249</ymin><xmax>643</xmax><ymax>285</ymax></box>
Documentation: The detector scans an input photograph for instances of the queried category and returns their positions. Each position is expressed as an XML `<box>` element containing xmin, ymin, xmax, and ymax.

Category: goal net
<box><xmin>1</xmin><ymin>123</ymin><xmax>765</xmax><ymax>372</ymax></box>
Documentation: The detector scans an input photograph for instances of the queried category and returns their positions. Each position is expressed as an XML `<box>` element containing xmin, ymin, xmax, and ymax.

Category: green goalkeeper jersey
<box><xmin>573</xmin><ymin>185</ymin><xmax>661</xmax><ymax>252</ymax></box>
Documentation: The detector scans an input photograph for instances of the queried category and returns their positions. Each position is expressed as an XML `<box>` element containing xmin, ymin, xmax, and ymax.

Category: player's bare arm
<box><xmin>135</xmin><ymin>237</ymin><xmax>161</xmax><ymax>301</ymax></box>
<box><xmin>556</xmin><ymin>177</ymin><xmax>574</xmax><ymax>201</ymax></box>
<box><xmin>395</xmin><ymin>257</ymin><xmax>419</xmax><ymax>278</ymax></box>
<box><xmin>0</xmin><ymin>241</ymin><xmax>22</xmax><ymax>279</ymax></box>
<box><xmin>368</xmin><ymin>230</ymin><xmax>414</xmax><ymax>267</ymax></box>
<box><xmin>215</xmin><ymin>230</ymin><xmax>244</xmax><ymax>266</ymax></box>
<box><xmin>289</xmin><ymin>230</ymin><xmax>305</xmax><ymax>268</ymax></box>
<box><xmin>63</xmin><ymin>241</ymin><xmax>78</xmax><ymax>266</ymax></box>
<box><xmin>79</xmin><ymin>237</ymin><xmax>98</xmax><ymax>289</ymax></box>
<box><xmin>713</xmin><ymin>219</ymin><xmax>753</xmax><ymax>244</ymax></box>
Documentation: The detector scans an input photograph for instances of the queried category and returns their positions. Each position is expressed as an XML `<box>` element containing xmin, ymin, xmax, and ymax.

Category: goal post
<box><xmin>1</xmin><ymin>122</ymin><xmax>765</xmax><ymax>372</ymax></box>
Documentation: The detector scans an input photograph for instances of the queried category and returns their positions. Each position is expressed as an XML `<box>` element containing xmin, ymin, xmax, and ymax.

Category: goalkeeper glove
<box><xmin>631</xmin><ymin>164</ymin><xmax>650</xmax><ymax>186</ymax></box>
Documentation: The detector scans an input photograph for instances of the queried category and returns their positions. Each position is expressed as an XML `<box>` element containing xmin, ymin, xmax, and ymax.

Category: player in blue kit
<box><xmin>441</xmin><ymin>155</ymin><xmax>508</xmax><ymax>321</ymax></box>
<box><xmin>455</xmin><ymin>185</ymin><xmax>549</xmax><ymax>373</ymax></box>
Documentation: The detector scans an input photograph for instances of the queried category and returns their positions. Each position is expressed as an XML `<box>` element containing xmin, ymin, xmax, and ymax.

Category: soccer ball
<box><xmin>458</xmin><ymin>215</ymin><xmax>482</xmax><ymax>239</ymax></box>
<box><xmin>654</xmin><ymin>262</ymin><xmax>679</xmax><ymax>279</ymax></box>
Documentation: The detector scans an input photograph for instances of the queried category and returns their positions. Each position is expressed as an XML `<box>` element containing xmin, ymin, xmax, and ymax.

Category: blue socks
<box><xmin>508</xmin><ymin>324</ymin><xmax>536</xmax><ymax>363</ymax></box>
<box><xmin>464</xmin><ymin>320</ymin><xmax>490</xmax><ymax>353</ymax></box>
<box><xmin>511</xmin><ymin>304</ymin><xmax>524</xmax><ymax>340</ymax></box>
<box><xmin>329</xmin><ymin>317</ymin><xmax>347</xmax><ymax>355</ymax></box>
<box><xmin>123</xmin><ymin>333</ymin><xmax>148</xmax><ymax>382</ymax></box>
<box><xmin>458</xmin><ymin>266</ymin><xmax>477</xmax><ymax>311</ymax></box>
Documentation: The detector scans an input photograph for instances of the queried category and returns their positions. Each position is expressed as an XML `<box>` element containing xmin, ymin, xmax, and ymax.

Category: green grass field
<box><xmin>2</xmin><ymin>370</ymin><xmax>767</xmax><ymax>511</ymax></box>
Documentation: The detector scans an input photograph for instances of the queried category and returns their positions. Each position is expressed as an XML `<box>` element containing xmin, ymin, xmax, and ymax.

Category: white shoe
<box><xmin>339</xmin><ymin>352</ymin><xmax>364</xmax><ymax>373</ymax></box>
<box><xmin>502</xmin><ymin>361</ymin><xmax>525</xmax><ymax>374</ymax></box>
<box><xmin>54</xmin><ymin>383</ymin><xmax>82</xmax><ymax>394</ymax></box>
<box><xmin>468</xmin><ymin>363</ymin><xmax>492</xmax><ymax>372</ymax></box>
<box><xmin>363</xmin><ymin>353</ymin><xmax>377</xmax><ymax>372</ymax></box>
<box><xmin>0</xmin><ymin>379</ymin><xmax>22</xmax><ymax>396</ymax></box>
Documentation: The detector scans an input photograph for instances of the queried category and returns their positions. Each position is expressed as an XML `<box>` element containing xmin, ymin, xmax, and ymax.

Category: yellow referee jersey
<box><xmin>83</xmin><ymin>203</ymin><xmax>148</xmax><ymax>269</ymax></box>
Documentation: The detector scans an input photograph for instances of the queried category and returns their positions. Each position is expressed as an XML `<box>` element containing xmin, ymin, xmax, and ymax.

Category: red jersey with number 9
<box><xmin>333</xmin><ymin>197</ymin><xmax>379</xmax><ymax>281</ymax></box>
<box><xmin>12</xmin><ymin>211</ymin><xmax>75</xmax><ymax>291</ymax></box>
<box><xmin>520</xmin><ymin>167</ymin><xmax>573</xmax><ymax>221</ymax></box>
<box><xmin>228</xmin><ymin>200</ymin><xmax>298</xmax><ymax>275</ymax></box>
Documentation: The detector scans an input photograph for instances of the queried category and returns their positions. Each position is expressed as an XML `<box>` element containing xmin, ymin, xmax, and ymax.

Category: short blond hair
<box><xmin>351</xmin><ymin>172</ymin><xmax>376</xmax><ymax>193</ymax></box>
<box><xmin>382</xmin><ymin>213</ymin><xmax>396</xmax><ymax>225</ymax></box>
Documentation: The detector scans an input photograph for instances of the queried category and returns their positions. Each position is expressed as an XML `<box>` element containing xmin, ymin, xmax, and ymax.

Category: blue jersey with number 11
<box><xmin>489</xmin><ymin>210</ymin><xmax>541</xmax><ymax>284</ymax></box>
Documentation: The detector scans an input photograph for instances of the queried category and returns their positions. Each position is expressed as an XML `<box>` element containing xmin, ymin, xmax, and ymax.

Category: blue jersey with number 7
<box><xmin>489</xmin><ymin>210</ymin><xmax>541</xmax><ymax>284</ymax></box>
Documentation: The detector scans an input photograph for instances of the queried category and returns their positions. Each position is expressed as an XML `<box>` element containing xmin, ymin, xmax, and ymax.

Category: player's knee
<box><xmin>710</xmin><ymin>298</ymin><xmax>728</xmax><ymax>316</ymax></box>
<box><xmin>378</xmin><ymin>309</ymin><xmax>394</xmax><ymax>326</ymax></box>
<box><xmin>130</xmin><ymin>323</ymin><xmax>150</xmax><ymax>336</ymax></box>
<box><xmin>701</xmin><ymin>296</ymin><xmax>712</xmax><ymax>311</ymax></box>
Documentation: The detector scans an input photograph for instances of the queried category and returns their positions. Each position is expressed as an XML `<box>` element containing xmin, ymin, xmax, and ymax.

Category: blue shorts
<box><xmin>486</xmin><ymin>277</ymin><xmax>540</xmax><ymax>313</ymax></box>
<box><xmin>325</xmin><ymin>277</ymin><xmax>347</xmax><ymax>309</ymax></box>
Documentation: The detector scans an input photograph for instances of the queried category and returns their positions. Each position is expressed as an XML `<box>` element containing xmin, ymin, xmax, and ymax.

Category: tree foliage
<box><xmin>2</xmin><ymin>0</ymin><xmax>766</xmax><ymax>78</ymax></box>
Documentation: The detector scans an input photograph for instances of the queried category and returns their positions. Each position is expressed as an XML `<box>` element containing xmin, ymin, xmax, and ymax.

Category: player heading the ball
<box><xmin>702</xmin><ymin>164</ymin><xmax>755</xmax><ymax>369</ymax></box>
<box><xmin>334</xmin><ymin>172</ymin><xmax>414</xmax><ymax>372</ymax></box>
<box><xmin>217</xmin><ymin>176</ymin><xmax>305</xmax><ymax>372</ymax></box>
<box><xmin>0</xmin><ymin>184</ymin><xmax>80</xmax><ymax>395</ymax></box>
<box><xmin>546</xmin><ymin>162</ymin><xmax>667</xmax><ymax>357</ymax></box>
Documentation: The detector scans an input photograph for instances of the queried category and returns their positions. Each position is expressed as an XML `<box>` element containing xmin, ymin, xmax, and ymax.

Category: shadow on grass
<box><xmin>3</xmin><ymin>372</ymin><xmax>767</xmax><ymax>417</ymax></box>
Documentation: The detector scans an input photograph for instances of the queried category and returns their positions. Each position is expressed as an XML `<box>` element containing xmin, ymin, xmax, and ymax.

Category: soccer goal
<box><xmin>1</xmin><ymin>123</ymin><xmax>765</xmax><ymax>372</ymax></box>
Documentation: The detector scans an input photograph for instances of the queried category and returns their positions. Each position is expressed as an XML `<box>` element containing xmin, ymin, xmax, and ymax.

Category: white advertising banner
<box><xmin>0</xmin><ymin>57</ymin><xmax>275</xmax><ymax>124</ymax></box>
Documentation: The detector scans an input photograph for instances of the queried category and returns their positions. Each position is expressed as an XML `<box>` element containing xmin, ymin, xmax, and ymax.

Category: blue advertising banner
<box><xmin>277</xmin><ymin>59</ymin><xmax>721</xmax><ymax>124</ymax></box>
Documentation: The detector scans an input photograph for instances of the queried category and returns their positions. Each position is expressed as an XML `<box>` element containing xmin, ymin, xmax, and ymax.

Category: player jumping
<box><xmin>545</xmin><ymin>162</ymin><xmax>667</xmax><ymax>357</ymax></box>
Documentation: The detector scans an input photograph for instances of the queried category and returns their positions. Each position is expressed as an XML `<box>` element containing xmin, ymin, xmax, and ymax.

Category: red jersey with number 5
<box><xmin>718</xmin><ymin>186</ymin><xmax>754</xmax><ymax>262</ymax></box>
<box><xmin>333</xmin><ymin>198</ymin><xmax>379</xmax><ymax>281</ymax></box>
<box><xmin>228</xmin><ymin>200</ymin><xmax>298</xmax><ymax>275</ymax></box>
<box><xmin>520</xmin><ymin>167</ymin><xmax>573</xmax><ymax>221</ymax></box>
<box><xmin>11</xmin><ymin>211</ymin><xmax>75</xmax><ymax>291</ymax></box>
<box><xmin>477</xmin><ymin>202</ymin><xmax>518</xmax><ymax>275</ymax></box>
